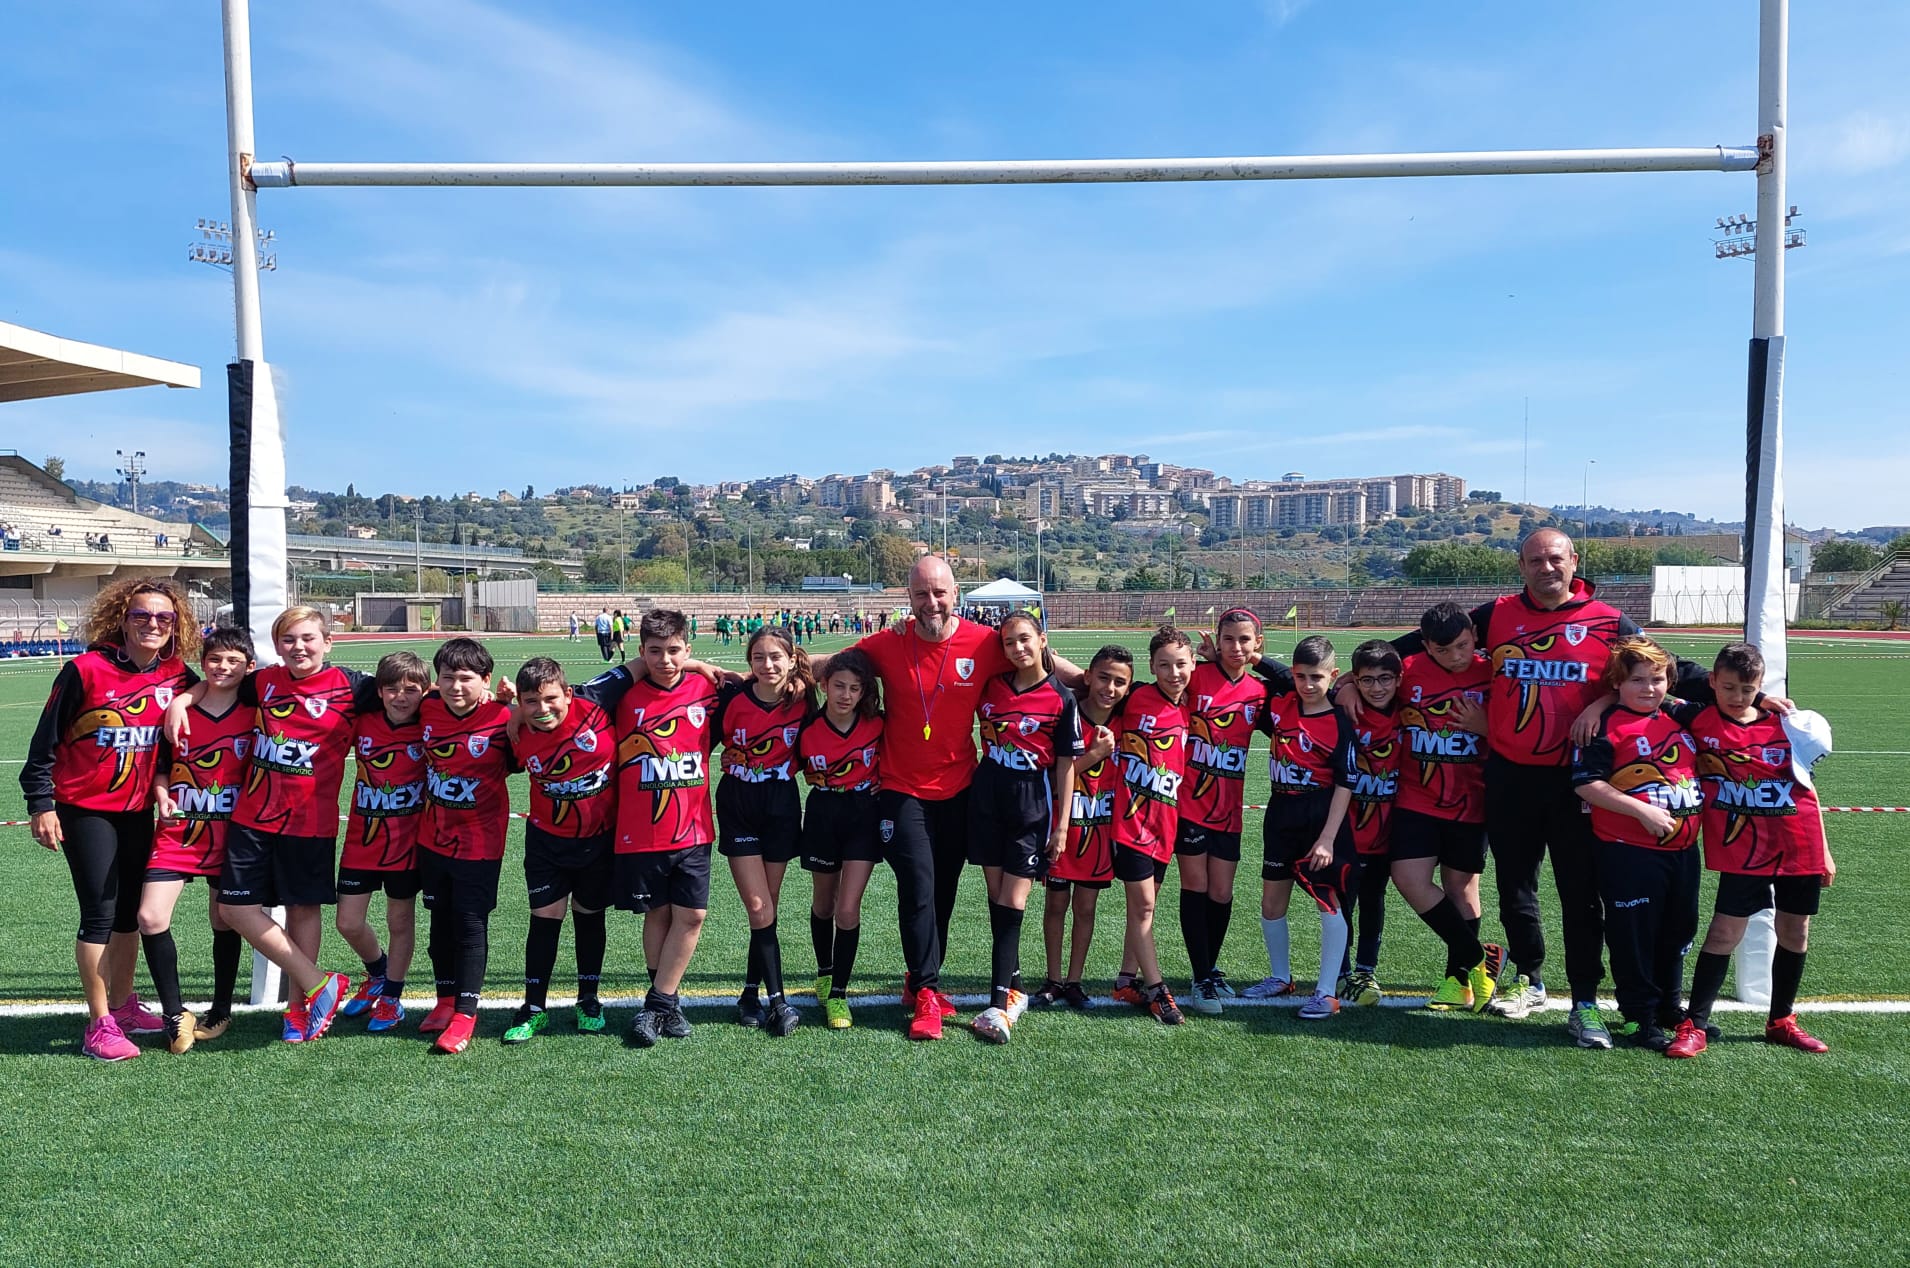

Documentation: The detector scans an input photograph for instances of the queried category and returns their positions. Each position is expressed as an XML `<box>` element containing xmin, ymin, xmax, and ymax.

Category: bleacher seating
<box><xmin>0</xmin><ymin>460</ymin><xmax>197</xmax><ymax>560</ymax></box>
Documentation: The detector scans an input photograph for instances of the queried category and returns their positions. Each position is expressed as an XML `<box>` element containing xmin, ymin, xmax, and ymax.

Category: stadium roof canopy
<box><xmin>0</xmin><ymin>320</ymin><xmax>200</xmax><ymax>403</ymax></box>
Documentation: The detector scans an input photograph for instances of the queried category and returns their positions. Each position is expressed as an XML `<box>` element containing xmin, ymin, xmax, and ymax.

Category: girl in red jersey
<box><xmin>1035</xmin><ymin>645</ymin><xmax>1132</xmax><ymax>1011</ymax></box>
<box><xmin>164</xmin><ymin>606</ymin><xmax>370</xmax><ymax>1043</ymax></box>
<box><xmin>797</xmin><ymin>648</ymin><xmax>885</xmax><ymax>1029</ymax></box>
<box><xmin>140</xmin><ymin>627</ymin><xmax>255</xmax><ymax>1053</ymax></box>
<box><xmin>966</xmin><ymin>611</ymin><xmax>1079</xmax><ymax>1044</ymax></box>
<box><xmin>1571</xmin><ymin>636</ymin><xmax>1706</xmax><ymax>1052</ymax></box>
<box><xmin>715</xmin><ymin>626</ymin><xmax>815</xmax><ymax>1038</ymax></box>
<box><xmin>22</xmin><ymin>578</ymin><xmax>200</xmax><ymax>1061</ymax></box>
<box><xmin>1108</xmin><ymin>626</ymin><xmax>1195</xmax><ymax>1025</ymax></box>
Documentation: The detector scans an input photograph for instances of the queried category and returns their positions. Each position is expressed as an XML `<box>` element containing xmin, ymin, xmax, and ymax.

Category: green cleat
<box><xmin>1567</xmin><ymin>1003</ymin><xmax>1615</xmax><ymax>1050</ymax></box>
<box><xmin>1426</xmin><ymin>975</ymin><xmax>1473</xmax><ymax>1010</ymax></box>
<box><xmin>1465</xmin><ymin>958</ymin><xmax>1497</xmax><ymax>1013</ymax></box>
<box><xmin>813</xmin><ymin>974</ymin><xmax>832</xmax><ymax>1003</ymax></box>
<box><xmin>575</xmin><ymin>998</ymin><xmax>605</xmax><ymax>1034</ymax></box>
<box><xmin>502</xmin><ymin>1005</ymin><xmax>550</xmax><ymax>1045</ymax></box>
<box><xmin>823</xmin><ymin>994</ymin><xmax>853</xmax><ymax>1029</ymax></box>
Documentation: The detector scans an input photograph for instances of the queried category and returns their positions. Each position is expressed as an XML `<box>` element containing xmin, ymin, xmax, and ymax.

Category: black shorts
<box><xmin>417</xmin><ymin>849</ymin><xmax>502</xmax><ymax>916</ymax></box>
<box><xmin>1046</xmin><ymin>876</ymin><xmax>1110</xmax><ymax>893</ymax></box>
<box><xmin>1387</xmin><ymin>807</ymin><xmax>1488</xmax><ymax>875</ymax></box>
<box><xmin>337</xmin><ymin>865</ymin><xmax>424</xmax><ymax>900</ymax></box>
<box><xmin>967</xmin><ymin>764</ymin><xmax>1052</xmax><ymax>879</ymax></box>
<box><xmin>143</xmin><ymin>869</ymin><xmax>202</xmax><ymax>887</ymax></box>
<box><xmin>1113</xmin><ymin>844</ymin><xmax>1169</xmax><ymax>886</ymax></box>
<box><xmin>1175</xmin><ymin>821</ymin><xmax>1242</xmax><ymax>864</ymax></box>
<box><xmin>219</xmin><ymin>823</ymin><xmax>336</xmax><ymax>908</ymax></box>
<box><xmin>1714</xmin><ymin>871</ymin><xmax>1823</xmax><ymax>919</ymax></box>
<box><xmin>1261</xmin><ymin>819</ymin><xmax>1356</xmax><ymax>884</ymax></box>
<box><xmin>716</xmin><ymin>777</ymin><xmax>802</xmax><ymax>863</ymax></box>
<box><xmin>800</xmin><ymin>791</ymin><xmax>883</xmax><ymax>873</ymax></box>
<box><xmin>615</xmin><ymin>844</ymin><xmax>712</xmax><ymax>913</ymax></box>
<box><xmin>524</xmin><ymin>826</ymin><xmax>612</xmax><ymax>911</ymax></box>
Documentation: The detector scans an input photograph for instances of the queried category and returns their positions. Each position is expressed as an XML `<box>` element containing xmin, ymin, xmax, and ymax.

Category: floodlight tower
<box><xmin>189</xmin><ymin>216</ymin><xmax>279</xmax><ymax>272</ymax></box>
<box><xmin>1713</xmin><ymin>206</ymin><xmax>1803</xmax><ymax>260</ymax></box>
<box><xmin>116</xmin><ymin>450</ymin><xmax>147</xmax><ymax>515</ymax></box>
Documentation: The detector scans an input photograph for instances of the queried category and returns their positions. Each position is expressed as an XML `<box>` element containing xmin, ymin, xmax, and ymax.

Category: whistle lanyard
<box><xmin>910</xmin><ymin>629</ymin><xmax>956</xmax><ymax>742</ymax></box>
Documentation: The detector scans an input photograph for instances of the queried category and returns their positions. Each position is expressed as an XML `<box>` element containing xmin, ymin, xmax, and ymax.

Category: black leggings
<box><xmin>59</xmin><ymin>804</ymin><xmax>154</xmax><ymax>945</ymax></box>
<box><xmin>429</xmin><ymin>908</ymin><xmax>491</xmax><ymax>1016</ymax></box>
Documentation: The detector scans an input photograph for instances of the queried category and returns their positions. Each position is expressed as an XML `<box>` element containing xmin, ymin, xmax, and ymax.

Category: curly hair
<box><xmin>82</xmin><ymin>577</ymin><xmax>202</xmax><ymax>663</ymax></box>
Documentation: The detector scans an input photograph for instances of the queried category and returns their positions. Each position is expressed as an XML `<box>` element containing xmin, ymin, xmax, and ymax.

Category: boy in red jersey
<box><xmin>502</xmin><ymin>657</ymin><xmax>627</xmax><ymax>1044</ymax></box>
<box><xmin>1177</xmin><ymin>609</ymin><xmax>1268</xmax><ymax>1014</ymax></box>
<box><xmin>1108</xmin><ymin>626</ymin><xmax>1194</xmax><ymax>1025</ymax></box>
<box><xmin>798</xmin><ymin>649</ymin><xmax>885</xmax><ymax>1029</ymax></box>
<box><xmin>1246</xmin><ymin>636</ymin><xmax>1358</xmax><ymax>1020</ymax></box>
<box><xmin>414</xmin><ymin>638</ymin><xmax>515</xmax><ymax>1055</ymax></box>
<box><xmin>166</xmin><ymin>606</ymin><xmax>368</xmax><ymax>1044</ymax></box>
<box><xmin>1390</xmin><ymin>604</ymin><xmax>1500</xmax><ymax>1013</ymax></box>
<box><xmin>1334</xmin><ymin>640</ymin><xmax>1403</xmax><ymax>1008</ymax></box>
<box><xmin>140</xmin><ymin>626</ymin><xmax>255</xmax><ymax>1052</ymax></box>
<box><xmin>1036</xmin><ymin>646</ymin><xmax>1132</xmax><ymax>1011</ymax></box>
<box><xmin>612</xmin><ymin>610</ymin><xmax>722</xmax><ymax>1048</ymax></box>
<box><xmin>1572</xmin><ymin>636</ymin><xmax>1706</xmax><ymax>1052</ymax></box>
<box><xmin>1666</xmin><ymin>643</ymin><xmax>1836</xmax><ymax>1058</ymax></box>
<box><xmin>334</xmin><ymin>652</ymin><xmax>430</xmax><ymax>1034</ymax></box>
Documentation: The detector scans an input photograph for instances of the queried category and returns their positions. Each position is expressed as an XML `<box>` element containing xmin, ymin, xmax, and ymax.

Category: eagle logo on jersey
<box><xmin>1184</xmin><ymin>709</ymin><xmax>1246</xmax><ymax>806</ymax></box>
<box><xmin>617</xmin><ymin>696</ymin><xmax>709</xmax><ymax>845</ymax></box>
<box><xmin>1347</xmin><ymin>734</ymin><xmax>1399</xmax><ymax>841</ymax></box>
<box><xmin>1117</xmin><ymin>728</ymin><xmax>1182</xmax><ymax>821</ymax></box>
<box><xmin>1609</xmin><ymin>739</ymin><xmax>1704</xmax><ymax>847</ymax></box>
<box><xmin>70</xmin><ymin>702</ymin><xmax>156</xmax><ymax>795</ymax></box>
<box><xmin>164</xmin><ymin>744</ymin><xmax>239</xmax><ymax>851</ymax></box>
<box><xmin>1399</xmin><ymin>696</ymin><xmax>1485</xmax><ymax>818</ymax></box>
<box><xmin>348</xmin><ymin>730</ymin><xmax>426</xmax><ymax>864</ymax></box>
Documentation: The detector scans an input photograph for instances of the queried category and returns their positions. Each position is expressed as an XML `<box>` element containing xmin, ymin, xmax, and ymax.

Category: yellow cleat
<box><xmin>1426</xmin><ymin>975</ymin><xmax>1473</xmax><ymax>1011</ymax></box>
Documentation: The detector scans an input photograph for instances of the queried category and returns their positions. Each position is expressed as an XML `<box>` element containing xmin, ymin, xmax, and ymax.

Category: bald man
<box><xmin>1388</xmin><ymin>529</ymin><xmax>1711</xmax><ymax>1049</ymax></box>
<box><xmin>812</xmin><ymin>556</ymin><xmax>1079</xmax><ymax>1040</ymax></box>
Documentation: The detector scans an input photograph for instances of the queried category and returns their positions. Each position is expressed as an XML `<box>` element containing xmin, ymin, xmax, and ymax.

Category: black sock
<box><xmin>831</xmin><ymin>923</ymin><xmax>861</xmax><ymax>995</ymax></box>
<box><xmin>750</xmin><ymin>924</ymin><xmax>785</xmax><ymax>1001</ymax></box>
<box><xmin>988</xmin><ymin>901</ymin><xmax>1024</xmax><ymax>1010</ymax></box>
<box><xmin>1685</xmin><ymin>950</ymin><xmax>1730</xmax><ymax>1026</ymax></box>
<box><xmin>647</xmin><ymin>987</ymin><xmax>679</xmax><ymax>1012</ymax></box>
<box><xmin>573</xmin><ymin>909</ymin><xmax>606</xmax><ymax>1000</ymax></box>
<box><xmin>364</xmin><ymin>951</ymin><xmax>388</xmax><ymax>981</ymax></box>
<box><xmin>811</xmin><ymin>913</ymin><xmax>834</xmax><ymax>977</ymax></box>
<box><xmin>743</xmin><ymin>933</ymin><xmax>764</xmax><ymax>994</ymax></box>
<box><xmin>646</xmin><ymin>964</ymin><xmax>657</xmax><ymax>985</ymax></box>
<box><xmin>1419</xmin><ymin>898</ymin><xmax>1485</xmax><ymax>980</ymax></box>
<box><xmin>1207</xmin><ymin>898</ymin><xmax>1233</xmax><ymax>975</ymax></box>
<box><xmin>142</xmin><ymin>930</ymin><xmax>184</xmax><ymax>1017</ymax></box>
<box><xmin>1180</xmin><ymin>890</ymin><xmax>1211</xmax><ymax>982</ymax></box>
<box><xmin>1771</xmin><ymin>946</ymin><xmax>1807</xmax><ymax>1021</ymax></box>
<box><xmin>1465</xmin><ymin>916</ymin><xmax>1482</xmax><ymax>938</ymax></box>
<box><xmin>454</xmin><ymin>910</ymin><xmax>489</xmax><ymax>1017</ymax></box>
<box><xmin>525</xmin><ymin>915</ymin><xmax>562</xmax><ymax>1010</ymax></box>
<box><xmin>430</xmin><ymin>912</ymin><xmax>456</xmax><ymax>997</ymax></box>
<box><xmin>210</xmin><ymin>928</ymin><xmax>241</xmax><ymax>1016</ymax></box>
<box><xmin>383</xmin><ymin>978</ymin><xmax>405</xmax><ymax>1000</ymax></box>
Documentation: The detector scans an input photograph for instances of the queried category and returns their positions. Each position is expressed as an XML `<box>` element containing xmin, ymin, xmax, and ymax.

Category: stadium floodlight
<box><xmin>116</xmin><ymin>449</ymin><xmax>148</xmax><ymax>515</ymax></box>
<box><xmin>1712</xmin><ymin>205</ymin><xmax>1804</xmax><ymax>261</ymax></box>
<box><xmin>189</xmin><ymin>213</ymin><xmax>278</xmax><ymax>273</ymax></box>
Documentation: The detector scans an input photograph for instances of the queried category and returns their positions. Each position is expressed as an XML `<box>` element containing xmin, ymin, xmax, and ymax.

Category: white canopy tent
<box><xmin>965</xmin><ymin>577</ymin><xmax>1043</xmax><ymax>605</ymax></box>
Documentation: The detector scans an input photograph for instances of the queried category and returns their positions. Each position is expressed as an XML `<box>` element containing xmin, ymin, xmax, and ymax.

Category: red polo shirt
<box><xmin>855</xmin><ymin>618</ymin><xmax>1011</xmax><ymax>800</ymax></box>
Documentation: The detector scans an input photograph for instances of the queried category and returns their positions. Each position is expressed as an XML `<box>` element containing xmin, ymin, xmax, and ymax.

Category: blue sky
<box><xmin>3</xmin><ymin>2</ymin><xmax>1906</xmax><ymax>528</ymax></box>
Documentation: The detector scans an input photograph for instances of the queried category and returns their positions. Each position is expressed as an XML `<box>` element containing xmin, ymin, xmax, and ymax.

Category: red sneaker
<box><xmin>907</xmin><ymin>989</ymin><xmax>944</xmax><ymax>1041</ymax></box>
<box><xmin>433</xmin><ymin>1011</ymin><xmax>477</xmax><ymax>1054</ymax></box>
<box><xmin>901</xmin><ymin>984</ymin><xmax>959</xmax><ymax>1019</ymax></box>
<box><xmin>419</xmin><ymin>997</ymin><xmax>457</xmax><ymax>1035</ymax></box>
<box><xmin>931</xmin><ymin>990</ymin><xmax>958</xmax><ymax>1019</ymax></box>
<box><xmin>1111</xmin><ymin>982</ymin><xmax>1147</xmax><ymax>1008</ymax></box>
<box><xmin>1765</xmin><ymin>1014</ymin><xmax>1828</xmax><ymax>1054</ymax></box>
<box><xmin>1664</xmin><ymin>1017</ymin><xmax>1708</xmax><ymax>1059</ymax></box>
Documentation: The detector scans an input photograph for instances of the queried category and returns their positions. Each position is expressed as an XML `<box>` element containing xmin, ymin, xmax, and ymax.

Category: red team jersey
<box><xmin>1111</xmin><ymin>683</ymin><xmax>1188</xmax><ymax>864</ymax></box>
<box><xmin>854</xmin><ymin>620</ymin><xmax>1011</xmax><ymax>799</ymax></box>
<box><xmin>1483</xmin><ymin>581</ymin><xmax>1629</xmax><ymax>768</ymax></box>
<box><xmin>341</xmin><ymin>709</ymin><xmax>427</xmax><ymax>872</ymax></box>
<box><xmin>515</xmin><ymin>695</ymin><xmax>618</xmax><ymax>839</ymax></box>
<box><xmin>1571</xmin><ymin>706</ymin><xmax>1704</xmax><ymax>851</ymax></box>
<box><xmin>1342</xmin><ymin>707</ymin><xmax>1401</xmax><ymax>857</ymax></box>
<box><xmin>419</xmin><ymin>697</ymin><xmax>514</xmax><ymax>862</ymax></box>
<box><xmin>1686</xmin><ymin>705</ymin><xmax>1827</xmax><ymax>876</ymax></box>
<box><xmin>977</xmin><ymin>672</ymin><xmax>1081</xmax><ymax>776</ymax></box>
<box><xmin>1395</xmin><ymin>651</ymin><xmax>1491</xmax><ymax>823</ymax></box>
<box><xmin>1181</xmin><ymin>663</ymin><xmax>1265</xmax><ymax>834</ymax></box>
<box><xmin>1260</xmin><ymin>691</ymin><xmax>1356</xmax><ymax>812</ymax></box>
<box><xmin>232</xmin><ymin>664</ymin><xmax>369</xmax><ymax>839</ymax></box>
<box><xmin>1055</xmin><ymin>715</ymin><xmax>1119</xmax><ymax>884</ymax></box>
<box><xmin>797</xmin><ymin>712</ymin><xmax>883</xmax><ymax>792</ymax></box>
<box><xmin>714</xmin><ymin>685</ymin><xmax>808</xmax><ymax>785</ymax></box>
<box><xmin>613</xmin><ymin>672</ymin><xmax>720</xmax><ymax>854</ymax></box>
<box><xmin>48</xmin><ymin>648</ymin><xmax>193</xmax><ymax>813</ymax></box>
<box><xmin>149</xmin><ymin>702</ymin><xmax>252</xmax><ymax>876</ymax></box>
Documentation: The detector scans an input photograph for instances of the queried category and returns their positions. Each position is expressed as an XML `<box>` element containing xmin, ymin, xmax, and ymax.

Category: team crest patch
<box><xmin>1763</xmin><ymin>747</ymin><xmax>1787</xmax><ymax>766</ymax></box>
<box><xmin>863</xmin><ymin>747</ymin><xmax>877</xmax><ymax>764</ymax></box>
<box><xmin>234</xmin><ymin>737</ymin><xmax>251</xmax><ymax>760</ymax></box>
<box><xmin>155</xmin><ymin>687</ymin><xmax>174</xmax><ymax>708</ymax></box>
<box><xmin>576</xmin><ymin>729</ymin><xmax>597</xmax><ymax>753</ymax></box>
<box><xmin>525</xmin><ymin>755</ymin><xmax>543</xmax><ymax>774</ymax></box>
<box><xmin>688</xmin><ymin>705</ymin><xmax>707</xmax><ymax>727</ymax></box>
<box><xmin>955</xmin><ymin>658</ymin><xmax>975</xmax><ymax>681</ymax></box>
<box><xmin>304</xmin><ymin>697</ymin><xmax>329</xmax><ymax>718</ymax></box>
<box><xmin>1563</xmin><ymin>623</ymin><xmax>1589</xmax><ymax>646</ymax></box>
<box><xmin>1298</xmin><ymin>732</ymin><xmax>1314</xmax><ymax>753</ymax></box>
<box><xmin>879</xmin><ymin>819</ymin><xmax>895</xmax><ymax>844</ymax></box>
<box><xmin>1243</xmin><ymin>705</ymin><xmax>1256</xmax><ymax>725</ymax></box>
<box><xmin>1464</xmin><ymin>690</ymin><xmax>1485</xmax><ymax>705</ymax></box>
<box><xmin>783</xmin><ymin>725</ymin><xmax>800</xmax><ymax>745</ymax></box>
<box><xmin>407</xmin><ymin>744</ymin><xmax>423</xmax><ymax>760</ymax></box>
<box><xmin>1019</xmin><ymin>716</ymin><xmax>1040</xmax><ymax>735</ymax></box>
<box><xmin>468</xmin><ymin>734</ymin><xmax>489</xmax><ymax>758</ymax></box>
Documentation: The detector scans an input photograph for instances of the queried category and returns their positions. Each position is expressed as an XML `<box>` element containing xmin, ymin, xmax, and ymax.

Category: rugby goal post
<box><xmin>217</xmin><ymin>0</ymin><xmax>1795</xmax><ymax>1005</ymax></box>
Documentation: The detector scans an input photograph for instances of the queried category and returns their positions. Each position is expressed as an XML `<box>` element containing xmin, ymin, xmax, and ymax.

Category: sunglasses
<box><xmin>127</xmin><ymin>610</ymin><xmax>177</xmax><ymax>628</ymax></box>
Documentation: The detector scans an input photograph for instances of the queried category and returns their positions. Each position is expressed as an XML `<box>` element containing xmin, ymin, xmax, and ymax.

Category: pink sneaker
<box><xmin>82</xmin><ymin>1015</ymin><xmax>140</xmax><ymax>1061</ymax></box>
<box><xmin>110</xmin><ymin>992</ymin><xmax>165</xmax><ymax>1036</ymax></box>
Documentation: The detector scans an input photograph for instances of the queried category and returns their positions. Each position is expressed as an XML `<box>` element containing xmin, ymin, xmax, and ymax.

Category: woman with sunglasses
<box><xmin>22</xmin><ymin>578</ymin><xmax>202</xmax><ymax>1060</ymax></box>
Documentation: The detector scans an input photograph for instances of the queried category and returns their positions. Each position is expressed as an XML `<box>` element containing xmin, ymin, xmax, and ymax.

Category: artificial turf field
<box><xmin>1</xmin><ymin>627</ymin><xmax>1906</xmax><ymax>1266</ymax></box>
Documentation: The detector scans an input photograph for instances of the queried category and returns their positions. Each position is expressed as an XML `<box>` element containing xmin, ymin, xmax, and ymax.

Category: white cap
<box><xmin>1780</xmin><ymin>709</ymin><xmax>1834</xmax><ymax>791</ymax></box>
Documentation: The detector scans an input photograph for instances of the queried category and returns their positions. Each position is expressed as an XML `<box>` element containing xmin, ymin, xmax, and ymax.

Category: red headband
<box><xmin>1218</xmin><ymin>607</ymin><xmax>1262</xmax><ymax>631</ymax></box>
